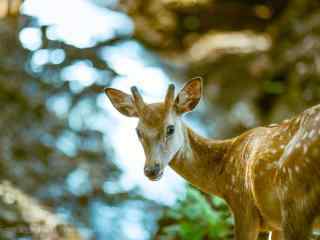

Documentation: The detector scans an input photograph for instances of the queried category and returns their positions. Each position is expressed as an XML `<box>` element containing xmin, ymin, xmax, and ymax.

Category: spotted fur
<box><xmin>105</xmin><ymin>79</ymin><xmax>320</xmax><ymax>240</ymax></box>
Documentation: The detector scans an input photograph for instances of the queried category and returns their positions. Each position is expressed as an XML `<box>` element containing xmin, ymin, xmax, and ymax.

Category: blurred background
<box><xmin>1</xmin><ymin>0</ymin><xmax>320</xmax><ymax>239</ymax></box>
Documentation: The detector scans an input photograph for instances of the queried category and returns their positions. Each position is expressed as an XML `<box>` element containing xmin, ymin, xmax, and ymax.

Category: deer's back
<box><xmin>239</xmin><ymin>104</ymin><xmax>320</xmax><ymax>230</ymax></box>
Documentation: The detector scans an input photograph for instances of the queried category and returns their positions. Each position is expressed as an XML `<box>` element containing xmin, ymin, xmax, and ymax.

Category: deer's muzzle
<box><xmin>144</xmin><ymin>163</ymin><xmax>163</xmax><ymax>181</ymax></box>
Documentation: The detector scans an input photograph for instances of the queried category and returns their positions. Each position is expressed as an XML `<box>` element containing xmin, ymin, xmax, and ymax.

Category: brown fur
<box><xmin>171</xmin><ymin>105</ymin><xmax>320</xmax><ymax>240</ymax></box>
<box><xmin>105</xmin><ymin>80</ymin><xmax>320</xmax><ymax>240</ymax></box>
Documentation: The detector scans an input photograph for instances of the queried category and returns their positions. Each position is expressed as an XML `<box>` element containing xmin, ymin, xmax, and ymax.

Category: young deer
<box><xmin>105</xmin><ymin>78</ymin><xmax>320</xmax><ymax>240</ymax></box>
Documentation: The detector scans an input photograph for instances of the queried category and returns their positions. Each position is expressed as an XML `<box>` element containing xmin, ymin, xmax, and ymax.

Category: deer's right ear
<box><xmin>174</xmin><ymin>77</ymin><xmax>202</xmax><ymax>114</ymax></box>
<box><xmin>104</xmin><ymin>88</ymin><xmax>138</xmax><ymax>117</ymax></box>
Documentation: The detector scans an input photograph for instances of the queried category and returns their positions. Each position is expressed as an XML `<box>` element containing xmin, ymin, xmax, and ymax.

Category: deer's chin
<box><xmin>147</xmin><ymin>171</ymin><xmax>163</xmax><ymax>181</ymax></box>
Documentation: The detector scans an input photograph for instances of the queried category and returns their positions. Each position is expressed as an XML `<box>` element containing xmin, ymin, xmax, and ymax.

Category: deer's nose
<box><xmin>144</xmin><ymin>163</ymin><xmax>161</xmax><ymax>178</ymax></box>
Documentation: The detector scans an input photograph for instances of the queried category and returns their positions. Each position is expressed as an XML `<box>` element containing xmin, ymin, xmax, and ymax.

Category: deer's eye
<box><xmin>166</xmin><ymin>125</ymin><xmax>175</xmax><ymax>136</ymax></box>
<box><xmin>136</xmin><ymin>129</ymin><xmax>142</xmax><ymax>138</ymax></box>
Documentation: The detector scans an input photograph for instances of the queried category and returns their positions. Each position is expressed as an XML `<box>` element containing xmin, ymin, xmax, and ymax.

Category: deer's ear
<box><xmin>174</xmin><ymin>77</ymin><xmax>202</xmax><ymax>114</ymax></box>
<box><xmin>104</xmin><ymin>88</ymin><xmax>138</xmax><ymax>117</ymax></box>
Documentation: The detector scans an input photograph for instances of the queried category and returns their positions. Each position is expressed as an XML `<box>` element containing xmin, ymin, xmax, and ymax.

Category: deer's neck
<box><xmin>170</xmin><ymin>125</ymin><xmax>233</xmax><ymax>197</ymax></box>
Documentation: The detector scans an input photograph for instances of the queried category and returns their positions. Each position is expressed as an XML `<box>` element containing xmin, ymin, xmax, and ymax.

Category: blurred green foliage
<box><xmin>159</xmin><ymin>187</ymin><xmax>233</xmax><ymax>240</ymax></box>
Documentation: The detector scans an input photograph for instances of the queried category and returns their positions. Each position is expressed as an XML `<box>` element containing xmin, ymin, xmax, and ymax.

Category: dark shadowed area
<box><xmin>0</xmin><ymin>0</ymin><xmax>320</xmax><ymax>239</ymax></box>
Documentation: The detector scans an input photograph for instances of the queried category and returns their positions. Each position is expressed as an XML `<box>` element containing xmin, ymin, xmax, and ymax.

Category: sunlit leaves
<box><xmin>160</xmin><ymin>187</ymin><xmax>233</xmax><ymax>240</ymax></box>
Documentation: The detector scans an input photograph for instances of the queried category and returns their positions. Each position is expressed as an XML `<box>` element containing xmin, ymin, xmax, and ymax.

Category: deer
<box><xmin>104</xmin><ymin>77</ymin><xmax>320</xmax><ymax>240</ymax></box>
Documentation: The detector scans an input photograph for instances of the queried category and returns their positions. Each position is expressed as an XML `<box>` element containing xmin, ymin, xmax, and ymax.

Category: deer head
<box><xmin>104</xmin><ymin>78</ymin><xmax>202</xmax><ymax>181</ymax></box>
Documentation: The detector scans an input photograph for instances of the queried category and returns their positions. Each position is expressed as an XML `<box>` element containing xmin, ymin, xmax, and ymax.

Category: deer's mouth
<box><xmin>147</xmin><ymin>171</ymin><xmax>163</xmax><ymax>181</ymax></box>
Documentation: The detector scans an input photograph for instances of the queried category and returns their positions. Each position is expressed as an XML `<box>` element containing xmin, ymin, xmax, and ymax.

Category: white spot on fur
<box><xmin>310</xmin><ymin>108</ymin><xmax>317</xmax><ymax>115</ymax></box>
<box><xmin>309</xmin><ymin>129</ymin><xmax>316</xmax><ymax>139</ymax></box>
<box><xmin>295</xmin><ymin>166</ymin><xmax>300</xmax><ymax>173</ymax></box>
<box><xmin>271</xmin><ymin>149</ymin><xmax>277</xmax><ymax>154</ymax></box>
<box><xmin>266</xmin><ymin>163</ymin><xmax>275</xmax><ymax>170</ymax></box>
<box><xmin>302</xmin><ymin>132</ymin><xmax>308</xmax><ymax>140</ymax></box>
<box><xmin>231</xmin><ymin>176</ymin><xmax>236</xmax><ymax>184</ymax></box>
<box><xmin>303</xmin><ymin>145</ymin><xmax>308</xmax><ymax>154</ymax></box>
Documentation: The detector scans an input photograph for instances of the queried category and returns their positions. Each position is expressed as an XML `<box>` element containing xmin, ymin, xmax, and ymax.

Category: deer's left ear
<box><xmin>104</xmin><ymin>88</ymin><xmax>138</xmax><ymax>117</ymax></box>
<box><xmin>174</xmin><ymin>77</ymin><xmax>202</xmax><ymax>114</ymax></box>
